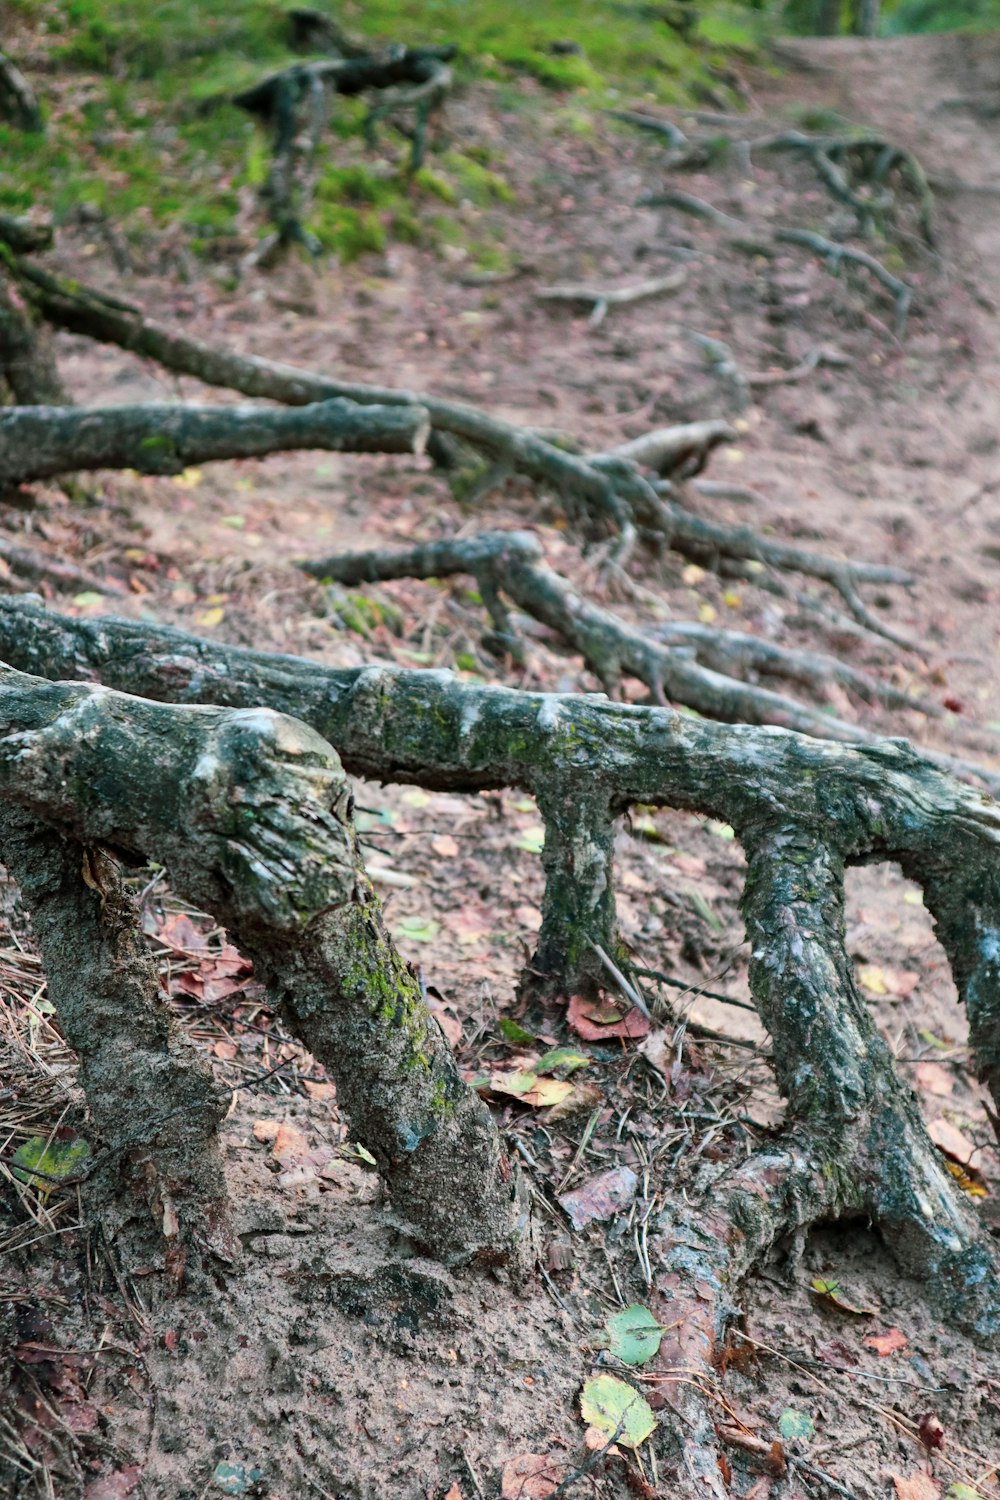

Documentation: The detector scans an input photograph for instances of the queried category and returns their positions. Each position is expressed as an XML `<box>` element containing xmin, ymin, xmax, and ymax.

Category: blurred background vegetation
<box><xmin>0</xmin><ymin>0</ymin><xmax>995</xmax><ymax>266</ymax></box>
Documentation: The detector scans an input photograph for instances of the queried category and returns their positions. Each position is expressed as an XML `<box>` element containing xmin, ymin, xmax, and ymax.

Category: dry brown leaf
<box><xmin>272</xmin><ymin>1122</ymin><xmax>310</xmax><ymax>1164</ymax></box>
<box><xmin>928</xmin><ymin>1118</ymin><xmax>984</xmax><ymax>1172</ymax></box>
<box><xmin>891</xmin><ymin>1471</ymin><xmax>941</xmax><ymax>1500</ymax></box>
<box><xmin>500</xmin><ymin>1453</ymin><xmax>567</xmax><ymax>1498</ymax></box>
<box><xmin>558</xmin><ymin>1166</ymin><xmax>638</xmax><ymax>1230</ymax></box>
<box><xmin>431</xmin><ymin>835</ymin><xmax>460</xmax><ymax>858</ymax></box>
<box><xmin>567</xmin><ymin>993</ymin><xmax>649</xmax><ymax>1042</ymax></box>
<box><xmin>865</xmin><ymin>1327</ymin><xmax>908</xmax><ymax>1357</ymax></box>
<box><xmin>442</xmin><ymin>1484</ymin><xmax>463</xmax><ymax>1500</ymax></box>
<box><xmin>915</xmin><ymin>1062</ymin><xmax>953</xmax><ymax>1097</ymax></box>
<box><xmin>302</xmin><ymin>1079</ymin><xmax>336</xmax><ymax>1101</ymax></box>
<box><xmin>252</xmin><ymin>1119</ymin><xmax>280</xmax><ymax>1143</ymax></box>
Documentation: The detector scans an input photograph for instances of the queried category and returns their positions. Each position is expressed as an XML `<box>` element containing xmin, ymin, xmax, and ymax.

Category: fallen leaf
<box><xmin>515</xmin><ymin>826</ymin><xmax>545</xmax><ymax>854</ymax></box>
<box><xmin>810</xmin><ymin>1279</ymin><xmax>878</xmax><ymax>1317</ymax></box>
<box><xmin>944</xmin><ymin>1159</ymin><xmax>988</xmax><ymax>1197</ymax></box>
<box><xmin>392</xmin><ymin>914</ymin><xmax>441</xmax><ymax>943</ymax></box>
<box><xmin>272</xmin><ymin>1123</ymin><xmax>310</xmax><ymax>1165</ymax></box>
<box><xmin>605</xmin><ymin>1304</ymin><xmax>664</xmax><ymax>1366</ymax></box>
<box><xmin>892</xmin><ymin>1473</ymin><xmax>941</xmax><ymax>1500</ymax></box>
<box><xmin>302</xmin><ymin>1080</ymin><xmax>336</xmax><ymax>1102</ymax></box>
<box><xmin>536</xmin><ymin>1047</ymin><xmax>591</xmax><ymax>1074</ymax></box>
<box><xmin>514</xmin><ymin>902</ymin><xmax>543</xmax><ymax>932</ymax></box>
<box><xmin>946</xmin><ymin>1486</ymin><xmax>985</xmax><ymax>1499</ymax></box>
<box><xmin>252</xmin><ymin>1119</ymin><xmax>280</xmax><ymax>1143</ymax></box>
<box><xmin>778</xmin><ymin>1409</ymin><xmax>814</xmax><ymax>1442</ymax></box>
<box><xmin>194</xmin><ymin>606</ymin><xmax>225</xmax><ymax>628</ymax></box>
<box><xmin>858</xmin><ymin>964</ymin><xmax>888</xmax><ymax>996</ymax></box>
<box><xmin>490</xmin><ymin>1071</ymin><xmax>573</xmax><ymax>1109</ymax></box>
<box><xmin>637</xmin><ymin>1028</ymin><xmax>673</xmax><ymax>1078</ymax></box>
<box><xmin>918</xmin><ymin>1413</ymin><xmax>945</xmax><ymax>1451</ymax></box>
<box><xmin>579</xmin><ymin>1374</ymin><xmax>656</xmax><ymax>1450</ymax></box>
<box><xmin>212</xmin><ymin>1039</ymin><xmax>238</xmax><ymax>1060</ymax></box>
<box><xmin>546</xmin><ymin>1081</ymin><xmax>604</xmax><ymax>1121</ymax></box>
<box><xmin>432</xmin><ymin>835</ymin><xmax>460</xmax><ymax>858</ymax></box>
<box><xmin>442</xmin><ymin>1485</ymin><xmax>463</xmax><ymax>1500</ymax></box>
<box><xmin>559</xmin><ymin>1166</ymin><xmax>638</xmax><ymax>1230</ymax></box>
<box><xmin>499</xmin><ymin>1453</ymin><xmax>567</xmax><ymax>1499</ymax></box>
<box><xmin>156</xmin><ymin>912</ymin><xmax>208</xmax><ymax>953</ymax></box>
<box><xmin>12</xmin><ymin>1135</ymin><xmax>91</xmax><ymax>1199</ymax></box>
<box><xmin>928</xmin><ymin>1118</ymin><xmax>984</xmax><ymax>1173</ymax></box>
<box><xmin>499</xmin><ymin>1018</ymin><xmax>537</xmax><ymax>1046</ymax></box>
<box><xmin>567</xmin><ymin>993</ymin><xmax>649</xmax><ymax>1042</ymax></box>
<box><xmin>915</xmin><ymin>1062</ymin><xmax>953</xmax><ymax>1097</ymax></box>
<box><xmin>865</xmin><ymin>1327</ymin><xmax>908</xmax><ymax>1357</ymax></box>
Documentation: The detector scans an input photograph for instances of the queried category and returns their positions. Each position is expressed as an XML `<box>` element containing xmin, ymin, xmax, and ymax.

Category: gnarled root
<box><xmin>649</xmin><ymin>828</ymin><xmax>1000</xmax><ymax>1494</ymax></box>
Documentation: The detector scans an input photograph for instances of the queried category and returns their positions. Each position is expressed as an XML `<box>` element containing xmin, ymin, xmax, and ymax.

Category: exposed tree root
<box><xmin>0</xmin><ymin>662</ymin><xmax>528</xmax><ymax>1268</ymax></box>
<box><xmin>644</xmin><ymin>188</ymin><xmax>916</xmax><ymax>335</ymax></box>
<box><xmin>652</xmin><ymin>619</ymin><xmax>934</xmax><ymax>714</ymax></box>
<box><xmin>653</xmin><ymin>827</ymin><xmax>1000</xmax><ymax>1492</ymax></box>
<box><xmin>0</xmin><ymin>50</ymin><xmax>42</xmax><ymax>133</ymax></box>
<box><xmin>0</xmin><ymin>267</ymin><xmax>67</xmax><ymax>406</ymax></box>
<box><xmin>300</xmin><ymin>528</ymin><xmax>908</xmax><ymax>741</ymax></box>
<box><xmin>0</xmin><ymin>536</ymin><xmax>126</xmax><ymax>597</ymax></box>
<box><xmin>535</xmin><ymin>271</ymin><xmax>687</xmax><ymax>328</ymax></box>
<box><xmin>233</xmin><ymin>43</ymin><xmax>454</xmax><ymax>245</ymax></box>
<box><xmin>0</xmin><ymin>603</ymin><xmax>997</xmax><ymax>1423</ymax></box>
<box><xmin>0</xmin><ymin>810</ymin><xmax>234</xmax><ymax>1266</ymax></box>
<box><xmin>7</xmin><ymin>250</ymin><xmax>909</xmax><ymax>633</ymax></box>
<box><xmin>0</xmin><ymin>398</ymin><xmax>429</xmax><ymax>486</ymax></box>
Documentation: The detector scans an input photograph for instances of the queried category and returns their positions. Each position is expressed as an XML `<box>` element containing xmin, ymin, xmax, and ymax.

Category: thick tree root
<box><xmin>652</xmin><ymin>828</ymin><xmax>1000</xmax><ymax>1493</ymax></box>
<box><xmin>0</xmin><ymin>399</ymin><xmax>429</xmax><ymax>486</ymax></box>
<box><xmin>644</xmin><ymin>188</ymin><xmax>916</xmax><ymax>335</ymax></box>
<box><xmin>0</xmin><ymin>662</ymin><xmax>528</xmax><ymax>1267</ymax></box>
<box><xmin>0</xmin><ymin>50</ymin><xmax>42</xmax><ymax>133</ymax></box>
<box><xmin>0</xmin><ymin>810</ymin><xmax>234</xmax><ymax>1266</ymax></box>
<box><xmin>6</xmin><ymin>252</ymin><xmax>909</xmax><ymax>624</ymax></box>
<box><xmin>301</xmin><ymin>529</ymin><xmax>909</xmax><ymax>740</ymax></box>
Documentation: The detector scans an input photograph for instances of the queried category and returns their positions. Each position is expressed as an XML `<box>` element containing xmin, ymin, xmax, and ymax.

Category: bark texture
<box><xmin>0</xmin><ymin>399</ymin><xmax>429</xmax><ymax>485</ymax></box>
<box><xmin>0</xmin><ymin>663</ymin><xmax>527</xmax><ymax>1266</ymax></box>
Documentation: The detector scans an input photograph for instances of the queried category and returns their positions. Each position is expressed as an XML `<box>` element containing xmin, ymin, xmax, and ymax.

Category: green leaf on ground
<box><xmin>778</xmin><ymin>1408</ymin><xmax>815</xmax><ymax>1442</ymax></box>
<box><xmin>536</xmin><ymin>1046</ymin><xmax>591</xmax><ymax>1074</ymax></box>
<box><xmin>12</xmin><ymin>1135</ymin><xmax>90</xmax><ymax>1197</ymax></box>
<box><xmin>515</xmin><ymin>826</ymin><xmax>545</xmax><ymax>854</ymax></box>
<box><xmin>393</xmin><ymin>915</ymin><xmax>440</xmax><ymax>942</ymax></box>
<box><xmin>580</xmin><ymin>1373</ymin><xmax>656</xmax><ymax>1449</ymax></box>
<box><xmin>499</xmin><ymin>1018</ymin><xmax>537</xmax><ymax>1046</ymax></box>
<box><xmin>605</xmin><ymin>1304</ymin><xmax>663</xmax><ymax>1366</ymax></box>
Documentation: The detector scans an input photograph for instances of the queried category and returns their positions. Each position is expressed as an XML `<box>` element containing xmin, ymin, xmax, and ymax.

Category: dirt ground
<box><xmin>3</xmin><ymin>30</ymin><xmax>1000</xmax><ymax>1500</ymax></box>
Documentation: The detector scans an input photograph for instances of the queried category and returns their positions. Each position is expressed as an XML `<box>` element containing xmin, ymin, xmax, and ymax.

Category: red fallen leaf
<box><xmin>928</xmin><ymin>1118</ymin><xmax>986</xmax><ymax>1176</ymax></box>
<box><xmin>942</xmin><ymin>696</ymin><xmax>964</xmax><ymax>714</ymax></box>
<box><xmin>917</xmin><ymin>1412</ymin><xmax>945</xmax><ymax>1451</ymax></box>
<box><xmin>442</xmin><ymin>1484</ymin><xmax>463</xmax><ymax>1500</ymax></box>
<box><xmin>891</xmin><ymin>1472</ymin><xmax>941</xmax><ymax>1500</ymax></box>
<box><xmin>212</xmin><ymin>1039</ymin><xmax>238</xmax><ymax>1060</ymax></box>
<box><xmin>83</xmin><ymin>1468</ymin><xmax>142</xmax><ymax>1499</ymax></box>
<box><xmin>302</xmin><ymin>1079</ymin><xmax>336</xmax><ymax>1102</ymax></box>
<box><xmin>162</xmin><ymin>1330</ymin><xmax>178</xmax><ymax>1352</ymax></box>
<box><xmin>865</xmin><ymin>1327</ymin><xmax>908</xmax><ymax>1357</ymax></box>
<box><xmin>155</xmin><ymin>913</ymin><xmax>208</xmax><ymax>953</ymax></box>
<box><xmin>500</xmin><ymin>1453</ymin><xmax>567</xmax><ymax>1498</ymax></box>
<box><xmin>567</xmin><ymin>994</ymin><xmax>649</xmax><ymax>1042</ymax></box>
<box><xmin>558</xmin><ymin>1165</ymin><xmax>638</xmax><ymax>1230</ymax></box>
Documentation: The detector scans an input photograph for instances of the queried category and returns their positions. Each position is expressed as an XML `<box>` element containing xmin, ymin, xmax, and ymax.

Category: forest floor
<box><xmin>3</xmin><ymin>27</ymin><xmax>1000</xmax><ymax>1500</ymax></box>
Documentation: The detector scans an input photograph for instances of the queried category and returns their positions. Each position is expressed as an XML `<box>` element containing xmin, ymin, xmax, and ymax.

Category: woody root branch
<box><xmin>1</xmin><ymin>601</ymin><xmax>998</xmax><ymax>1489</ymax></box>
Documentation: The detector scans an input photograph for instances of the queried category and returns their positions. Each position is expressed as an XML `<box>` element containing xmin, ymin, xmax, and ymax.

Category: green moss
<box><xmin>4</xmin><ymin>0</ymin><xmax>748</xmax><ymax>259</ymax></box>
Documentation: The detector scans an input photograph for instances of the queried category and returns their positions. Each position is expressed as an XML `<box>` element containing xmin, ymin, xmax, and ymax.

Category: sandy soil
<box><xmin>3</xmin><ymin>30</ymin><xmax>1000</xmax><ymax>1500</ymax></box>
